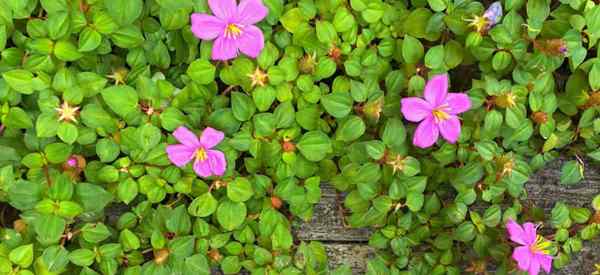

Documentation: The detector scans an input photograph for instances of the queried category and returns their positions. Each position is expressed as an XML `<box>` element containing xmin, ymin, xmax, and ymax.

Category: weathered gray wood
<box><xmin>294</xmin><ymin>159</ymin><xmax>600</xmax><ymax>274</ymax></box>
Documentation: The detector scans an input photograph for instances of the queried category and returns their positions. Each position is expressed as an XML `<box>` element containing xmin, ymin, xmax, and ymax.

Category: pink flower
<box><xmin>506</xmin><ymin>220</ymin><xmax>553</xmax><ymax>275</ymax></box>
<box><xmin>66</xmin><ymin>157</ymin><xmax>78</xmax><ymax>168</ymax></box>
<box><xmin>166</xmin><ymin>126</ymin><xmax>227</xmax><ymax>178</ymax></box>
<box><xmin>400</xmin><ymin>74</ymin><xmax>471</xmax><ymax>148</ymax></box>
<box><xmin>190</xmin><ymin>0</ymin><xmax>268</xmax><ymax>61</ymax></box>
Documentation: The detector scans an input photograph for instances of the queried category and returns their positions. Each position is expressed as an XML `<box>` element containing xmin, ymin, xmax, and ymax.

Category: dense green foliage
<box><xmin>0</xmin><ymin>0</ymin><xmax>599</xmax><ymax>274</ymax></box>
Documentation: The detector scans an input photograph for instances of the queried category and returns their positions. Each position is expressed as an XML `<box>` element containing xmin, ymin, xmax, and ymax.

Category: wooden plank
<box><xmin>294</xmin><ymin>184</ymin><xmax>371</xmax><ymax>242</ymax></box>
<box><xmin>294</xmin><ymin>159</ymin><xmax>600</xmax><ymax>274</ymax></box>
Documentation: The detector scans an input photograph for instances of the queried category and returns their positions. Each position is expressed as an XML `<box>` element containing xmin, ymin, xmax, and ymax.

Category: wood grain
<box><xmin>293</xmin><ymin>159</ymin><xmax>600</xmax><ymax>274</ymax></box>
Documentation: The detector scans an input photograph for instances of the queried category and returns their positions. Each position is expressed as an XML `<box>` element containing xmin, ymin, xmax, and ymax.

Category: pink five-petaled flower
<box><xmin>400</xmin><ymin>74</ymin><xmax>471</xmax><ymax>148</ymax></box>
<box><xmin>166</xmin><ymin>126</ymin><xmax>227</xmax><ymax>178</ymax></box>
<box><xmin>190</xmin><ymin>0</ymin><xmax>268</xmax><ymax>61</ymax></box>
<box><xmin>506</xmin><ymin>220</ymin><xmax>553</xmax><ymax>275</ymax></box>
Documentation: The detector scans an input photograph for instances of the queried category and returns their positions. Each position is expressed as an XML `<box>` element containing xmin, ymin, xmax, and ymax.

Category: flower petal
<box><xmin>207</xmin><ymin>150</ymin><xmax>227</xmax><ymax>176</ymax></box>
<box><xmin>424</xmin><ymin>74</ymin><xmax>449</xmax><ymax>107</ymax></box>
<box><xmin>190</xmin><ymin>13</ymin><xmax>225</xmax><ymax>40</ymax></box>
<box><xmin>237</xmin><ymin>0</ymin><xmax>268</xmax><ymax>25</ymax></box>
<box><xmin>445</xmin><ymin>93</ymin><xmax>471</xmax><ymax>114</ymax></box>
<box><xmin>513</xmin><ymin>246</ymin><xmax>532</xmax><ymax>272</ymax></box>
<box><xmin>537</xmin><ymin>254</ymin><xmax>552</xmax><ymax>273</ymax></box>
<box><xmin>208</xmin><ymin>0</ymin><xmax>237</xmax><ymax>19</ymax></box>
<box><xmin>528</xmin><ymin>258</ymin><xmax>541</xmax><ymax>275</ymax></box>
<box><xmin>506</xmin><ymin>219</ymin><xmax>528</xmax><ymax>245</ymax></box>
<box><xmin>200</xmin><ymin>127</ymin><xmax>225</xmax><ymax>149</ymax></box>
<box><xmin>438</xmin><ymin>115</ymin><xmax>461</xmax><ymax>144</ymax></box>
<box><xmin>211</xmin><ymin>36</ymin><xmax>238</xmax><ymax>60</ymax></box>
<box><xmin>193</xmin><ymin>159</ymin><xmax>212</xmax><ymax>178</ymax></box>
<box><xmin>412</xmin><ymin>116</ymin><xmax>439</xmax><ymax>148</ymax></box>
<box><xmin>237</xmin><ymin>25</ymin><xmax>265</xmax><ymax>58</ymax></box>
<box><xmin>401</xmin><ymin>97</ymin><xmax>432</xmax><ymax>122</ymax></box>
<box><xmin>173</xmin><ymin>126</ymin><xmax>200</xmax><ymax>148</ymax></box>
<box><xmin>523</xmin><ymin>222</ymin><xmax>538</xmax><ymax>245</ymax></box>
<box><xmin>166</xmin><ymin>145</ymin><xmax>195</xmax><ymax>167</ymax></box>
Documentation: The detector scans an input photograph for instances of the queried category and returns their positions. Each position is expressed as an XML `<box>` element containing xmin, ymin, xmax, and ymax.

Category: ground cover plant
<box><xmin>0</xmin><ymin>0</ymin><xmax>600</xmax><ymax>274</ymax></box>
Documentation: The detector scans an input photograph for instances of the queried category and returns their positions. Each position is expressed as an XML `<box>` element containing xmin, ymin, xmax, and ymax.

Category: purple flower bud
<box><xmin>483</xmin><ymin>2</ymin><xmax>503</xmax><ymax>29</ymax></box>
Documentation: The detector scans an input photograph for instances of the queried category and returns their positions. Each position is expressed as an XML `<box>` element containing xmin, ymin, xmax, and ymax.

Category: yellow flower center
<box><xmin>196</xmin><ymin>148</ymin><xmax>207</xmax><ymax>162</ymax></box>
<box><xmin>55</xmin><ymin>102</ymin><xmax>80</xmax><ymax>123</ymax></box>
<box><xmin>247</xmin><ymin>67</ymin><xmax>268</xmax><ymax>87</ymax></box>
<box><xmin>529</xmin><ymin>235</ymin><xmax>551</xmax><ymax>254</ymax></box>
<box><xmin>432</xmin><ymin>105</ymin><xmax>450</xmax><ymax>123</ymax></box>
<box><xmin>224</xmin><ymin>24</ymin><xmax>242</xmax><ymax>39</ymax></box>
<box><xmin>468</xmin><ymin>15</ymin><xmax>489</xmax><ymax>33</ymax></box>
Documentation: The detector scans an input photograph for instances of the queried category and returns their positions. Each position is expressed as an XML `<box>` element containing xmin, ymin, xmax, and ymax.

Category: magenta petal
<box><xmin>190</xmin><ymin>13</ymin><xmax>224</xmax><ymax>40</ymax></box>
<box><xmin>237</xmin><ymin>25</ymin><xmax>264</xmax><ymax>58</ymax></box>
<box><xmin>207</xmin><ymin>150</ymin><xmax>227</xmax><ymax>176</ymax></box>
<box><xmin>173</xmin><ymin>126</ymin><xmax>200</xmax><ymax>148</ymax></box>
<box><xmin>506</xmin><ymin>219</ymin><xmax>528</xmax><ymax>245</ymax></box>
<box><xmin>412</xmin><ymin>116</ymin><xmax>439</xmax><ymax>148</ymax></box>
<box><xmin>438</xmin><ymin>116</ymin><xmax>461</xmax><ymax>144</ymax></box>
<box><xmin>200</xmin><ymin>127</ymin><xmax>225</xmax><ymax>149</ymax></box>
<box><xmin>401</xmin><ymin>97</ymin><xmax>432</xmax><ymax>122</ymax></box>
<box><xmin>208</xmin><ymin>0</ymin><xmax>237</xmax><ymax>19</ymax></box>
<box><xmin>211</xmin><ymin>36</ymin><xmax>238</xmax><ymax>60</ymax></box>
<box><xmin>166</xmin><ymin>145</ymin><xmax>195</xmax><ymax>167</ymax></box>
<box><xmin>193</xmin><ymin>159</ymin><xmax>212</xmax><ymax>178</ymax></box>
<box><xmin>445</xmin><ymin>93</ymin><xmax>471</xmax><ymax>114</ymax></box>
<box><xmin>424</xmin><ymin>74</ymin><xmax>449</xmax><ymax>107</ymax></box>
<box><xmin>237</xmin><ymin>0</ymin><xmax>268</xmax><ymax>25</ymax></box>
<box><xmin>523</xmin><ymin>222</ymin><xmax>537</xmax><ymax>245</ymax></box>
<box><xmin>513</xmin><ymin>246</ymin><xmax>532</xmax><ymax>271</ymax></box>
<box><xmin>537</xmin><ymin>254</ymin><xmax>552</xmax><ymax>273</ymax></box>
<box><xmin>528</xmin><ymin>258</ymin><xmax>541</xmax><ymax>275</ymax></box>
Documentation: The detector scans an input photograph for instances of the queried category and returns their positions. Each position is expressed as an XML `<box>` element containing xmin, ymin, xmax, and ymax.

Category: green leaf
<box><xmin>2</xmin><ymin>70</ymin><xmax>34</xmax><ymax>94</ymax></box>
<box><xmin>560</xmin><ymin>160</ymin><xmax>584</xmax><ymax>185</ymax></box>
<box><xmin>117</xmin><ymin>178</ymin><xmax>138</xmax><ymax>204</ymax></box>
<box><xmin>335</xmin><ymin>115</ymin><xmax>365</xmax><ymax>142</ymax></box>
<box><xmin>68</xmin><ymin>249</ymin><xmax>95</xmax><ymax>267</ymax></box>
<box><xmin>41</xmin><ymin>246</ymin><xmax>69</xmax><ymax>272</ymax></box>
<box><xmin>104</xmin><ymin>0</ymin><xmax>143</xmax><ymax>26</ymax></box>
<box><xmin>44</xmin><ymin>143</ymin><xmax>72</xmax><ymax>164</ymax></box>
<box><xmin>137</xmin><ymin>123</ymin><xmax>162</xmax><ymax>151</ymax></box>
<box><xmin>217</xmin><ymin>199</ymin><xmax>247</xmax><ymax>231</ymax></box>
<box><xmin>96</xmin><ymin>138</ymin><xmax>120</xmax><ymax>163</ymax></box>
<box><xmin>5</xmin><ymin>107</ymin><xmax>33</xmax><ymax>129</ymax></box>
<box><xmin>54</xmin><ymin>40</ymin><xmax>83</xmax><ymax>61</ymax></box>
<box><xmin>188</xmin><ymin>192</ymin><xmax>218</xmax><ymax>217</ymax></box>
<box><xmin>406</xmin><ymin>192</ymin><xmax>424</xmax><ymax>212</ymax></box>
<box><xmin>333</xmin><ymin>8</ymin><xmax>355</xmax><ymax>33</ymax></box>
<box><xmin>34</xmin><ymin>215</ymin><xmax>65</xmax><ymax>246</ymax></box>
<box><xmin>57</xmin><ymin>122</ymin><xmax>78</xmax><ymax>144</ymax></box>
<box><xmin>231</xmin><ymin>92</ymin><xmax>256</xmax><ymax>122</ymax></box>
<box><xmin>78</xmin><ymin>27</ymin><xmax>102</xmax><ymax>52</ymax></box>
<box><xmin>272</xmin><ymin>223</ymin><xmax>293</xmax><ymax>250</ymax></box>
<box><xmin>321</xmin><ymin>92</ymin><xmax>353</xmax><ymax>118</ymax></box>
<box><xmin>187</xmin><ymin>59</ymin><xmax>216</xmax><ymax>85</ymax></box>
<box><xmin>297</xmin><ymin>131</ymin><xmax>333</xmax><ymax>162</ymax></box>
<box><xmin>101</xmin><ymin>85</ymin><xmax>139</xmax><ymax>119</ymax></box>
<box><xmin>81</xmin><ymin>223</ymin><xmax>111</xmax><ymax>243</ymax></box>
<box><xmin>316</xmin><ymin>21</ymin><xmax>336</xmax><ymax>44</ymax></box>
<box><xmin>9</xmin><ymin>244</ymin><xmax>33</xmax><ymax>268</ymax></box>
<box><xmin>227</xmin><ymin>177</ymin><xmax>254</xmax><ymax>202</ymax></box>
<box><xmin>402</xmin><ymin>35</ymin><xmax>424</xmax><ymax>64</ymax></box>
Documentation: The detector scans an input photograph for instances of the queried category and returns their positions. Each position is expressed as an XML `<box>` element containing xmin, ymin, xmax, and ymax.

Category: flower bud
<box><xmin>494</xmin><ymin>92</ymin><xmax>517</xmax><ymax>108</ymax></box>
<box><xmin>153</xmin><ymin>248</ymin><xmax>170</xmax><ymax>265</ymax></box>
<box><xmin>531</xmin><ymin>111</ymin><xmax>548</xmax><ymax>124</ymax></box>
<box><xmin>299</xmin><ymin>54</ymin><xmax>316</xmax><ymax>74</ymax></box>
<box><xmin>282</xmin><ymin>141</ymin><xmax>295</xmax><ymax>152</ymax></box>
<box><xmin>270</xmin><ymin>196</ymin><xmax>283</xmax><ymax>209</ymax></box>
